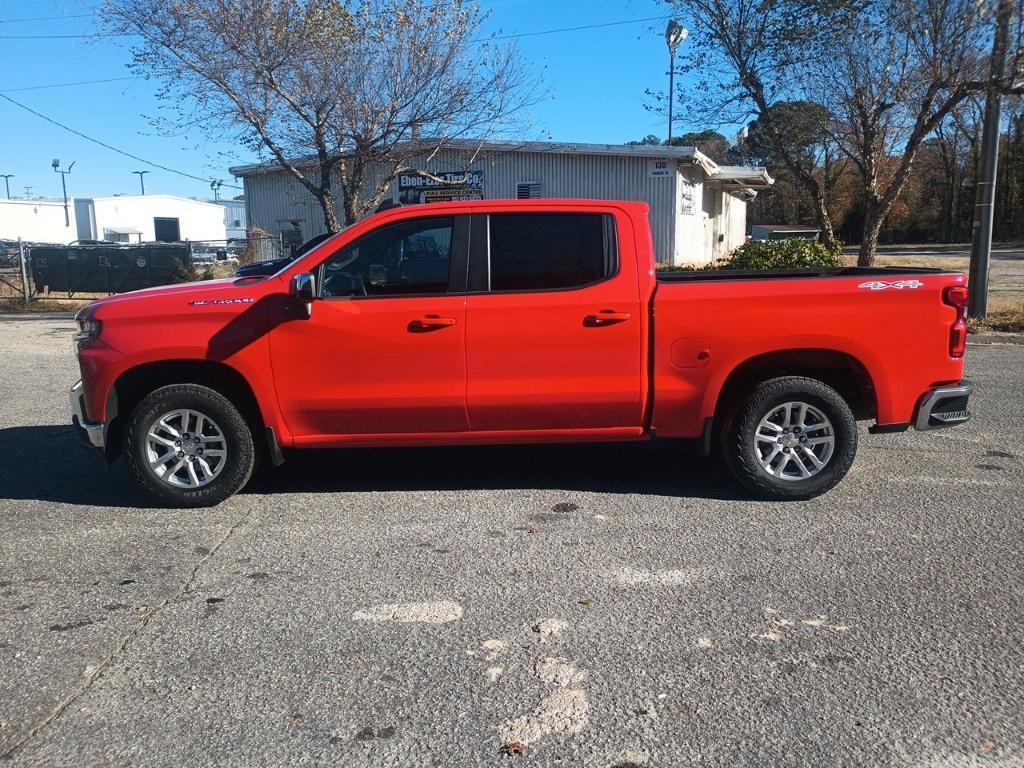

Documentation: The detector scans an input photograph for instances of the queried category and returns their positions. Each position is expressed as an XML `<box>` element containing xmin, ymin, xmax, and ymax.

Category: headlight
<box><xmin>73</xmin><ymin>308</ymin><xmax>101</xmax><ymax>342</ymax></box>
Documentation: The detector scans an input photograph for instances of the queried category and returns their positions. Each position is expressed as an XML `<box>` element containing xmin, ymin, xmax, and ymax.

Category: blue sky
<box><xmin>0</xmin><ymin>0</ymin><xmax>710</xmax><ymax>200</ymax></box>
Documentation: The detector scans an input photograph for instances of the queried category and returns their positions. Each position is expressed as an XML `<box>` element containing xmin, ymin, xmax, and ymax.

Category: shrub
<box><xmin>726</xmin><ymin>238</ymin><xmax>843</xmax><ymax>270</ymax></box>
<box><xmin>171</xmin><ymin>257</ymin><xmax>215</xmax><ymax>283</ymax></box>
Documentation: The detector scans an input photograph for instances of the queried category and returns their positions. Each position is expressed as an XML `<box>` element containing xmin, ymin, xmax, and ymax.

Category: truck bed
<box><xmin>649</xmin><ymin>266</ymin><xmax>967</xmax><ymax>438</ymax></box>
<box><xmin>657</xmin><ymin>266</ymin><xmax>949</xmax><ymax>283</ymax></box>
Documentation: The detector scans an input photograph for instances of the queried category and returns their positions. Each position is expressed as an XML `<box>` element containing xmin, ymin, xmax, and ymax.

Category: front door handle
<box><xmin>584</xmin><ymin>310</ymin><xmax>632</xmax><ymax>327</ymax></box>
<box><xmin>409</xmin><ymin>314</ymin><xmax>457</xmax><ymax>332</ymax></box>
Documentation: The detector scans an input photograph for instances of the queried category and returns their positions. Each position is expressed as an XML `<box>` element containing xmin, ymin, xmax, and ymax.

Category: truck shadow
<box><xmin>249</xmin><ymin>441</ymin><xmax>747</xmax><ymax>500</ymax></box>
<box><xmin>0</xmin><ymin>425</ymin><xmax>152</xmax><ymax>508</ymax></box>
<box><xmin>0</xmin><ymin>425</ymin><xmax>747</xmax><ymax>508</ymax></box>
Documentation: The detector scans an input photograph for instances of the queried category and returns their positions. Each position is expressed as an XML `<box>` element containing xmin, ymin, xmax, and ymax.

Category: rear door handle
<box><xmin>584</xmin><ymin>310</ymin><xmax>632</xmax><ymax>327</ymax></box>
<box><xmin>409</xmin><ymin>314</ymin><xmax>457</xmax><ymax>332</ymax></box>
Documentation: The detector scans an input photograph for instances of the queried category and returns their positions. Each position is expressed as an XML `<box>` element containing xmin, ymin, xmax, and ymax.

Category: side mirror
<box><xmin>289</xmin><ymin>272</ymin><xmax>315</xmax><ymax>318</ymax></box>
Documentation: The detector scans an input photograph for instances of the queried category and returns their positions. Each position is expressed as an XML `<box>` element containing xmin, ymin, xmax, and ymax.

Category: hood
<box><xmin>83</xmin><ymin>276</ymin><xmax>285</xmax><ymax>330</ymax></box>
<box><xmin>88</xmin><ymin>276</ymin><xmax>274</xmax><ymax>311</ymax></box>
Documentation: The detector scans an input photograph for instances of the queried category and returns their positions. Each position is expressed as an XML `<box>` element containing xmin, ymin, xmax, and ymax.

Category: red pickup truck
<box><xmin>70</xmin><ymin>200</ymin><xmax>972</xmax><ymax>507</ymax></box>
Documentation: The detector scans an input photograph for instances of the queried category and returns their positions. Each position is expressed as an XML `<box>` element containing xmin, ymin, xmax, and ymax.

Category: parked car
<box><xmin>234</xmin><ymin>233</ymin><xmax>335</xmax><ymax>277</ymax></box>
<box><xmin>69</xmin><ymin>200</ymin><xmax>972</xmax><ymax>507</ymax></box>
<box><xmin>190</xmin><ymin>252</ymin><xmax>239</xmax><ymax>266</ymax></box>
<box><xmin>749</xmin><ymin>224</ymin><xmax>822</xmax><ymax>242</ymax></box>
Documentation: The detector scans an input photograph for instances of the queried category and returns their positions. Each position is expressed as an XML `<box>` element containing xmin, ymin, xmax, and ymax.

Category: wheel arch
<box><xmin>712</xmin><ymin>348</ymin><xmax>877</xmax><ymax>424</ymax></box>
<box><xmin>105</xmin><ymin>359</ymin><xmax>266</xmax><ymax>461</ymax></box>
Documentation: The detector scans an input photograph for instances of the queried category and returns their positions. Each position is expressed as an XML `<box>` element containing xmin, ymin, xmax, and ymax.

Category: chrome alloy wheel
<box><xmin>753</xmin><ymin>401</ymin><xmax>835</xmax><ymax>481</ymax></box>
<box><xmin>145</xmin><ymin>409</ymin><xmax>227</xmax><ymax>488</ymax></box>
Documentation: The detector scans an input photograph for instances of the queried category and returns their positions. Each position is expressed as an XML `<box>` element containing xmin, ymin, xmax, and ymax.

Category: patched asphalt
<box><xmin>1</xmin><ymin>318</ymin><xmax>1022</xmax><ymax>767</ymax></box>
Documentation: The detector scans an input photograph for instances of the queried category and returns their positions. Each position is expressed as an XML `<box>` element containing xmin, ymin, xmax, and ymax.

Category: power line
<box><xmin>0</xmin><ymin>76</ymin><xmax>136</xmax><ymax>93</ymax></box>
<box><xmin>0</xmin><ymin>12</ymin><xmax>94</xmax><ymax>23</ymax></box>
<box><xmin>0</xmin><ymin>91</ymin><xmax>241</xmax><ymax>189</ymax></box>
<box><xmin>0</xmin><ymin>32</ymin><xmax>121</xmax><ymax>39</ymax></box>
<box><xmin>482</xmin><ymin>14</ymin><xmax>672</xmax><ymax>42</ymax></box>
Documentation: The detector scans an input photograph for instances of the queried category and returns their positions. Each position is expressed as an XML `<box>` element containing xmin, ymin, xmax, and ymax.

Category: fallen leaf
<box><xmin>528</xmin><ymin>528</ymin><xmax>540</xmax><ymax>534</ymax></box>
<box><xmin>501</xmin><ymin>741</ymin><xmax>525</xmax><ymax>756</ymax></box>
<box><xmin>136</xmin><ymin>605</ymin><xmax>149</xmax><ymax>613</ymax></box>
<box><xmin>577</xmin><ymin>598</ymin><xmax>594</xmax><ymax>606</ymax></box>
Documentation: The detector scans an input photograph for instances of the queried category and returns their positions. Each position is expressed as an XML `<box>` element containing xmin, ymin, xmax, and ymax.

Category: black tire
<box><xmin>123</xmin><ymin>384</ymin><xmax>256</xmax><ymax>508</ymax></box>
<box><xmin>721</xmin><ymin>376</ymin><xmax>857</xmax><ymax>501</ymax></box>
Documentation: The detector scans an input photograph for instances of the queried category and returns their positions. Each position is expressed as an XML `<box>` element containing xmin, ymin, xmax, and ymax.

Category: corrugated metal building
<box><xmin>229</xmin><ymin>140</ymin><xmax>772</xmax><ymax>266</ymax></box>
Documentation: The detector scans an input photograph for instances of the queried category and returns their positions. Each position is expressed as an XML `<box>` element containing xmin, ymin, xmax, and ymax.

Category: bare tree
<box><xmin>104</xmin><ymin>0</ymin><xmax>536</xmax><ymax>231</ymax></box>
<box><xmin>660</xmin><ymin>0</ymin><xmax>861</xmax><ymax>246</ymax></box>
<box><xmin>665</xmin><ymin>0</ymin><xmax>1022</xmax><ymax>264</ymax></box>
<box><xmin>802</xmin><ymin>0</ymin><xmax>1008</xmax><ymax>264</ymax></box>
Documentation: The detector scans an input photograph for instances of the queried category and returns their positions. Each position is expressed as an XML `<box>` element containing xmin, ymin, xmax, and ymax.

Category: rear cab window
<box><xmin>485</xmin><ymin>213</ymin><xmax>617</xmax><ymax>292</ymax></box>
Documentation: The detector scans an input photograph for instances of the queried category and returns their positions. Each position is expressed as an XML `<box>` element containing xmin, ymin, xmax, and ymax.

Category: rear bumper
<box><xmin>70</xmin><ymin>380</ymin><xmax>106</xmax><ymax>452</ymax></box>
<box><xmin>914</xmin><ymin>380</ymin><xmax>973</xmax><ymax>431</ymax></box>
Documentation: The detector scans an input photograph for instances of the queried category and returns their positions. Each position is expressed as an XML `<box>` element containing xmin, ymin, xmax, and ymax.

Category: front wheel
<box><xmin>721</xmin><ymin>376</ymin><xmax>858</xmax><ymax>501</ymax></box>
<box><xmin>123</xmin><ymin>384</ymin><xmax>256</xmax><ymax>507</ymax></box>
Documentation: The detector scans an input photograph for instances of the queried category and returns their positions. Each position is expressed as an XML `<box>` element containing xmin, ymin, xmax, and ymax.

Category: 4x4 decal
<box><xmin>858</xmin><ymin>279</ymin><xmax>924</xmax><ymax>291</ymax></box>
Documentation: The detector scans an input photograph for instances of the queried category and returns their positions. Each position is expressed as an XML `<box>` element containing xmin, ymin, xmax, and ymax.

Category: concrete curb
<box><xmin>968</xmin><ymin>333</ymin><xmax>1024</xmax><ymax>345</ymax></box>
<box><xmin>0</xmin><ymin>312</ymin><xmax>77</xmax><ymax>321</ymax></box>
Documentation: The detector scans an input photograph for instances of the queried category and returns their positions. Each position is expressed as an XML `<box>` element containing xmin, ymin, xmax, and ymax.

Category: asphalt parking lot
<box><xmin>1</xmin><ymin>317</ymin><xmax>1022</xmax><ymax>768</ymax></box>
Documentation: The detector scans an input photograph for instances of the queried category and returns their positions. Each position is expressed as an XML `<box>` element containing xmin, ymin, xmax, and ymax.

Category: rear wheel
<box><xmin>721</xmin><ymin>376</ymin><xmax>857</xmax><ymax>500</ymax></box>
<box><xmin>124</xmin><ymin>384</ymin><xmax>255</xmax><ymax>507</ymax></box>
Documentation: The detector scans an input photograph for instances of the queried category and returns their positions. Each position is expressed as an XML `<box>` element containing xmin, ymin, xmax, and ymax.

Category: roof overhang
<box><xmin>704</xmin><ymin>164</ymin><xmax>774</xmax><ymax>200</ymax></box>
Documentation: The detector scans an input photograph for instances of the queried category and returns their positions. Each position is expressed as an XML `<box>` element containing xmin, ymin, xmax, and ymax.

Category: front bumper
<box><xmin>70</xmin><ymin>380</ymin><xmax>106</xmax><ymax>451</ymax></box>
<box><xmin>914</xmin><ymin>380</ymin><xmax>973</xmax><ymax>431</ymax></box>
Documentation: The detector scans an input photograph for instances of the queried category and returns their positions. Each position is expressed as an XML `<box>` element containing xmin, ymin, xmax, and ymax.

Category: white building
<box><xmin>74</xmin><ymin>195</ymin><xmax>227</xmax><ymax>243</ymax></box>
<box><xmin>0</xmin><ymin>199</ymin><xmax>78</xmax><ymax>244</ymax></box>
<box><xmin>215</xmin><ymin>199</ymin><xmax>247</xmax><ymax>240</ymax></box>
<box><xmin>229</xmin><ymin>140</ymin><xmax>772</xmax><ymax>266</ymax></box>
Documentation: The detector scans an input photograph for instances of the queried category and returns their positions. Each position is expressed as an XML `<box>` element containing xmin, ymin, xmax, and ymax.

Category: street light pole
<box><xmin>52</xmin><ymin>159</ymin><xmax>75</xmax><ymax>228</ymax></box>
<box><xmin>133</xmin><ymin>170</ymin><xmax>149</xmax><ymax>195</ymax></box>
<box><xmin>968</xmin><ymin>0</ymin><xmax>1013</xmax><ymax>319</ymax></box>
<box><xmin>0</xmin><ymin>174</ymin><xmax>12</xmax><ymax>199</ymax></box>
<box><xmin>665</xmin><ymin>21</ymin><xmax>688</xmax><ymax>146</ymax></box>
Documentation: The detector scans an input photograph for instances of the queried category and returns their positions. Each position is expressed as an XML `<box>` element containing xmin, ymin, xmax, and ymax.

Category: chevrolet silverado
<box><xmin>70</xmin><ymin>200</ymin><xmax>973</xmax><ymax>506</ymax></box>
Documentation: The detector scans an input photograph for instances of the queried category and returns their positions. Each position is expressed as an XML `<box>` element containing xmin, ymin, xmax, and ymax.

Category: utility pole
<box><xmin>665</xmin><ymin>21</ymin><xmax>688</xmax><ymax>146</ymax></box>
<box><xmin>968</xmin><ymin>0</ymin><xmax>1013</xmax><ymax>318</ymax></box>
<box><xmin>23</xmin><ymin>186</ymin><xmax>33</xmax><ymax>200</ymax></box>
<box><xmin>0</xmin><ymin>174</ymin><xmax>12</xmax><ymax>199</ymax></box>
<box><xmin>133</xmin><ymin>170</ymin><xmax>149</xmax><ymax>195</ymax></box>
<box><xmin>210</xmin><ymin>179</ymin><xmax>223</xmax><ymax>201</ymax></box>
<box><xmin>52</xmin><ymin>159</ymin><xmax>75</xmax><ymax>227</ymax></box>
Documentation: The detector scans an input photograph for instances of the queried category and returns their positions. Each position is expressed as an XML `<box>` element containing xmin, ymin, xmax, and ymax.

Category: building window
<box><xmin>516</xmin><ymin>182</ymin><xmax>542</xmax><ymax>199</ymax></box>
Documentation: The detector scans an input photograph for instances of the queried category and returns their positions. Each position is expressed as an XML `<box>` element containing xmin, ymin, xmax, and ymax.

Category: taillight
<box><xmin>943</xmin><ymin>285</ymin><xmax>969</xmax><ymax>358</ymax></box>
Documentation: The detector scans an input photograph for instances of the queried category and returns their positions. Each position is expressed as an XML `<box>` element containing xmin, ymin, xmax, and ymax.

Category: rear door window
<box><xmin>487</xmin><ymin>213</ymin><xmax>613</xmax><ymax>291</ymax></box>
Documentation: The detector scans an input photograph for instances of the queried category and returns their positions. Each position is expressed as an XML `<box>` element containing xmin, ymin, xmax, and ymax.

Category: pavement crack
<box><xmin>0</xmin><ymin>510</ymin><xmax>253</xmax><ymax>761</ymax></box>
